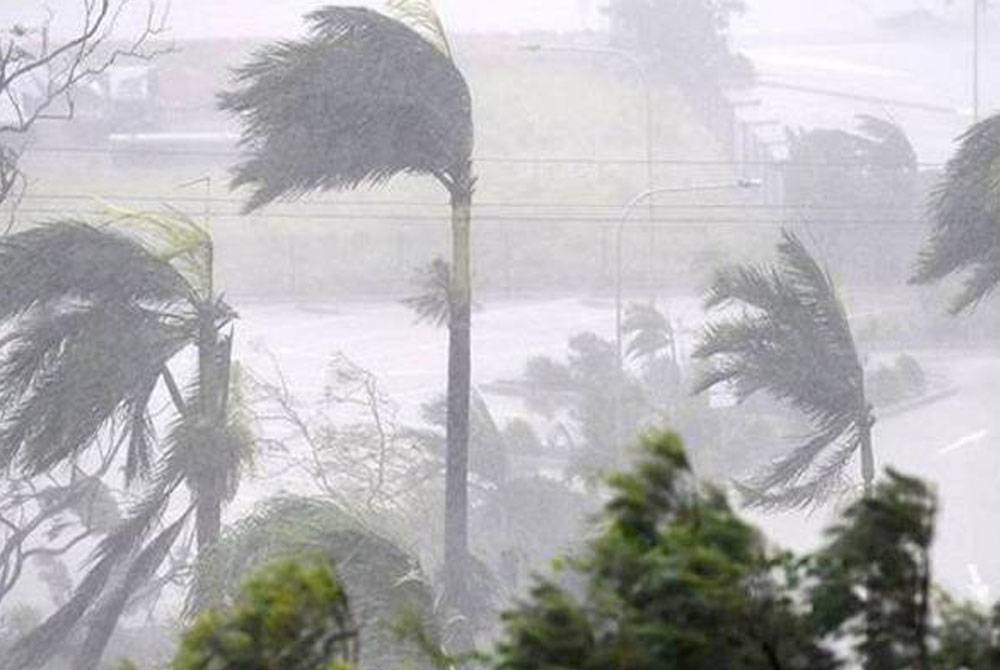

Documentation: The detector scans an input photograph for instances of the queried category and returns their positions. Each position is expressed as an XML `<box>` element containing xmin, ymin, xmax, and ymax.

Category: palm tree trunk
<box><xmin>195</xmin><ymin>311</ymin><xmax>226</xmax><ymax>558</ymax></box>
<box><xmin>859</xmin><ymin>408</ymin><xmax>879</xmax><ymax>668</ymax></box>
<box><xmin>860</xmin><ymin>414</ymin><xmax>875</xmax><ymax>496</ymax></box>
<box><xmin>444</xmin><ymin>175</ymin><xmax>473</xmax><ymax>608</ymax></box>
<box><xmin>196</xmin><ymin>497</ymin><xmax>222</xmax><ymax>555</ymax></box>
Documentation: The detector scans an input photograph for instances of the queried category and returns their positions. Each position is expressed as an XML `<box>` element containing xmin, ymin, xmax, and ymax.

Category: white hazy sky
<box><xmin>0</xmin><ymin>1</ymin><xmax>991</xmax><ymax>39</ymax></box>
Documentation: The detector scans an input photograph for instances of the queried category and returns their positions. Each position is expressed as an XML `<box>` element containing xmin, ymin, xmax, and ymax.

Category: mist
<box><xmin>0</xmin><ymin>1</ymin><xmax>997</xmax><ymax>668</ymax></box>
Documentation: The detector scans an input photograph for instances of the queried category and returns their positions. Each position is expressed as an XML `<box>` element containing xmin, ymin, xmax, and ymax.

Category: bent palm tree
<box><xmin>622</xmin><ymin>301</ymin><xmax>678</xmax><ymax>366</ymax></box>
<box><xmin>693</xmin><ymin>230</ymin><xmax>873</xmax><ymax>510</ymax></box>
<box><xmin>0</xmin><ymin>212</ymin><xmax>251</xmax><ymax>670</ymax></box>
<box><xmin>190</xmin><ymin>496</ymin><xmax>440</xmax><ymax>669</ymax></box>
<box><xmin>912</xmin><ymin>114</ymin><xmax>1000</xmax><ymax>312</ymax></box>
<box><xmin>219</xmin><ymin>2</ymin><xmax>475</xmax><ymax>603</ymax></box>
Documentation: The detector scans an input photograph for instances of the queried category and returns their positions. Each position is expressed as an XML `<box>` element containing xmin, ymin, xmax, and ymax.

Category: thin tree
<box><xmin>219</xmin><ymin>2</ymin><xmax>476</xmax><ymax>604</ymax></box>
<box><xmin>693</xmin><ymin>230</ymin><xmax>874</xmax><ymax>509</ymax></box>
<box><xmin>912</xmin><ymin>114</ymin><xmax>1000</xmax><ymax>313</ymax></box>
<box><xmin>0</xmin><ymin>211</ymin><xmax>251</xmax><ymax>670</ymax></box>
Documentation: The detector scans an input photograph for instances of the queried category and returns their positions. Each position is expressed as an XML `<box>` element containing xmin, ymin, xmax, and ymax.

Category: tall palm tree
<box><xmin>0</xmin><ymin>211</ymin><xmax>251</xmax><ymax>670</ymax></box>
<box><xmin>912</xmin><ymin>114</ymin><xmax>1000</xmax><ymax>313</ymax></box>
<box><xmin>693</xmin><ymin>230</ymin><xmax>874</xmax><ymax>510</ymax></box>
<box><xmin>219</xmin><ymin>2</ymin><xmax>475</xmax><ymax>602</ymax></box>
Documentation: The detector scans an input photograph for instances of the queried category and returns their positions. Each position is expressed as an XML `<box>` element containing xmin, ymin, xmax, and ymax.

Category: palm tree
<box><xmin>622</xmin><ymin>301</ymin><xmax>677</xmax><ymax>365</ymax></box>
<box><xmin>912</xmin><ymin>114</ymin><xmax>1000</xmax><ymax>313</ymax></box>
<box><xmin>693</xmin><ymin>230</ymin><xmax>874</xmax><ymax>510</ymax></box>
<box><xmin>219</xmin><ymin>2</ymin><xmax>476</xmax><ymax>602</ymax></box>
<box><xmin>189</xmin><ymin>496</ymin><xmax>441</xmax><ymax>669</ymax></box>
<box><xmin>403</xmin><ymin>257</ymin><xmax>453</xmax><ymax>328</ymax></box>
<box><xmin>0</xmin><ymin>211</ymin><xmax>251</xmax><ymax>670</ymax></box>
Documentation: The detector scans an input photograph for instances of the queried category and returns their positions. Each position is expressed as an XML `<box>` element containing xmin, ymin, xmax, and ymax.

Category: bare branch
<box><xmin>0</xmin><ymin>0</ymin><xmax>172</xmax><ymax>212</ymax></box>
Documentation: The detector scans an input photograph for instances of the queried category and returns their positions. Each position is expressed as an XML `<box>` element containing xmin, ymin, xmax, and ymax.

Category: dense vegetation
<box><xmin>111</xmin><ymin>433</ymin><xmax>1000</xmax><ymax>669</ymax></box>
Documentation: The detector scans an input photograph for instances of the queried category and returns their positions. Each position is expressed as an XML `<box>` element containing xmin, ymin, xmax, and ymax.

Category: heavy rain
<box><xmin>0</xmin><ymin>0</ymin><xmax>997</xmax><ymax>668</ymax></box>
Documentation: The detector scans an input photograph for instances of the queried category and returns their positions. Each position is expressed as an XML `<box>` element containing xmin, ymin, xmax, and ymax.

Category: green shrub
<box><xmin>123</xmin><ymin>557</ymin><xmax>358</xmax><ymax>670</ymax></box>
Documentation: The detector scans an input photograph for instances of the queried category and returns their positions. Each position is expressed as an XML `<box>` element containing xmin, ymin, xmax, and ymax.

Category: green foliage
<box><xmin>189</xmin><ymin>496</ymin><xmax>439</xmax><ymax>669</ymax></box>
<box><xmin>519</xmin><ymin>332</ymin><xmax>648</xmax><ymax>475</ymax></box>
<box><xmin>220</xmin><ymin>5</ymin><xmax>473</xmax><ymax>212</ymax></box>
<box><xmin>785</xmin><ymin>116</ymin><xmax>917</xmax><ymax>212</ymax></box>
<box><xmin>694</xmin><ymin>229</ymin><xmax>872</xmax><ymax>509</ymax></box>
<box><xmin>622</xmin><ymin>301</ymin><xmax>675</xmax><ymax>364</ymax></box>
<box><xmin>807</xmin><ymin>469</ymin><xmax>936</xmax><ymax>669</ymax></box>
<box><xmin>0</xmin><ymin>213</ymin><xmax>248</xmax><ymax>670</ymax></box>
<box><xmin>221</xmin><ymin>0</ymin><xmax>477</xmax><ymax>613</ymax></box>
<box><xmin>170</xmin><ymin>557</ymin><xmax>357</xmax><ymax>670</ymax></box>
<box><xmin>386</xmin><ymin>0</ymin><xmax>453</xmax><ymax>58</ymax></box>
<box><xmin>0</xmin><ymin>223</ymin><xmax>195</xmax><ymax>476</ymax></box>
<box><xmin>496</xmin><ymin>580</ymin><xmax>596</xmax><ymax>669</ymax></box>
<box><xmin>913</xmin><ymin>113</ymin><xmax>1000</xmax><ymax>313</ymax></box>
<box><xmin>930</xmin><ymin>592</ymin><xmax>1000</xmax><ymax>669</ymax></box>
<box><xmin>495</xmin><ymin>432</ymin><xmax>837</xmax><ymax>670</ymax></box>
<box><xmin>784</xmin><ymin>116</ymin><xmax>920</xmax><ymax>286</ymax></box>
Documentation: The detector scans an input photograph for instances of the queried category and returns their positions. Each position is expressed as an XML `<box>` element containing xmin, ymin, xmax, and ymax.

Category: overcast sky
<box><xmin>0</xmin><ymin>1</ymin><xmax>993</xmax><ymax>40</ymax></box>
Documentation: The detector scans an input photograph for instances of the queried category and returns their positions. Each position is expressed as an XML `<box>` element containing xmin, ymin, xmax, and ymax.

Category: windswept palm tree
<box><xmin>189</xmin><ymin>496</ymin><xmax>440</xmax><ymax>669</ymax></box>
<box><xmin>622</xmin><ymin>301</ymin><xmax>677</xmax><ymax>365</ymax></box>
<box><xmin>693</xmin><ymin>230</ymin><xmax>874</xmax><ymax>510</ymax></box>
<box><xmin>0</xmin><ymin>211</ymin><xmax>251</xmax><ymax>670</ymax></box>
<box><xmin>912</xmin><ymin>114</ymin><xmax>1000</xmax><ymax>313</ymax></box>
<box><xmin>219</xmin><ymin>2</ymin><xmax>476</xmax><ymax>603</ymax></box>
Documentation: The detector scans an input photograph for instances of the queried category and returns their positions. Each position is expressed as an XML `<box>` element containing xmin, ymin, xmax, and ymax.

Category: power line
<box><xmin>10</xmin><ymin>206</ymin><xmax>930</xmax><ymax>227</ymax></box>
<box><xmin>22</xmin><ymin>144</ymin><xmax>947</xmax><ymax>170</ymax></box>
<box><xmin>19</xmin><ymin>192</ymin><xmax>927</xmax><ymax>213</ymax></box>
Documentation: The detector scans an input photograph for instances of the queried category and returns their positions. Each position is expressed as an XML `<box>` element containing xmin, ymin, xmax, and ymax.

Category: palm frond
<box><xmin>123</xmin><ymin>377</ymin><xmax>158</xmax><ymax>484</ymax></box>
<box><xmin>89</xmin><ymin>464</ymin><xmax>185</xmax><ymax>568</ymax></box>
<box><xmin>737</xmin><ymin>433</ymin><xmax>860</xmax><ymax>511</ymax></box>
<box><xmin>912</xmin><ymin>113</ymin><xmax>1000</xmax><ymax>313</ymax></box>
<box><xmin>0</xmin><ymin>477</ymin><xmax>188</xmax><ymax>670</ymax></box>
<box><xmin>164</xmin><ymin>396</ymin><xmax>255</xmax><ymax>505</ymax></box>
<box><xmin>622</xmin><ymin>302</ymin><xmax>673</xmax><ymax>362</ymax></box>
<box><xmin>854</xmin><ymin>114</ymin><xmax>917</xmax><ymax>170</ymax></box>
<box><xmin>0</xmin><ymin>220</ymin><xmax>206</xmax><ymax>476</ymax></box>
<box><xmin>104</xmin><ymin>206</ymin><xmax>213</xmax><ymax>299</ymax></box>
<box><xmin>220</xmin><ymin>6</ymin><xmax>473</xmax><ymax>212</ymax></box>
<box><xmin>0</xmin><ymin>547</ymin><xmax>118</xmax><ymax>670</ymax></box>
<box><xmin>0</xmin><ymin>301</ymin><xmax>194</xmax><ymax>474</ymax></box>
<box><xmin>695</xmin><ymin>230</ymin><xmax>869</xmax><ymax>509</ymax></box>
<box><xmin>385</xmin><ymin>0</ymin><xmax>452</xmax><ymax>58</ymax></box>
<box><xmin>696</xmin><ymin>233</ymin><xmax>862</xmax><ymax>427</ymax></box>
<box><xmin>188</xmin><ymin>496</ymin><xmax>436</xmax><ymax>668</ymax></box>
<box><xmin>402</xmin><ymin>257</ymin><xmax>451</xmax><ymax>327</ymax></box>
<box><xmin>0</xmin><ymin>222</ymin><xmax>194</xmax><ymax>319</ymax></box>
<box><xmin>77</xmin><ymin>508</ymin><xmax>194</xmax><ymax>670</ymax></box>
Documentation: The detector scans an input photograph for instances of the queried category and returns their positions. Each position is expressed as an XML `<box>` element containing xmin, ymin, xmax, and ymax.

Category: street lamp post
<box><xmin>612</xmin><ymin>179</ymin><xmax>761</xmax><ymax>455</ymax></box>
<box><xmin>614</xmin><ymin>179</ymin><xmax>762</xmax><ymax>371</ymax></box>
